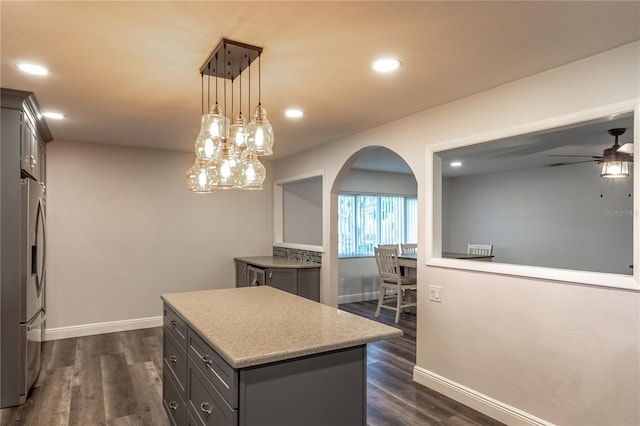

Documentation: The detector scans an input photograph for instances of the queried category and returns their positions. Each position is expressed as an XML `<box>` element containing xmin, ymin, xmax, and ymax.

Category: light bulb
<box><xmin>202</xmin><ymin>102</ymin><xmax>227</xmax><ymax>141</ymax></box>
<box><xmin>216</xmin><ymin>142</ymin><xmax>241</xmax><ymax>189</ymax></box>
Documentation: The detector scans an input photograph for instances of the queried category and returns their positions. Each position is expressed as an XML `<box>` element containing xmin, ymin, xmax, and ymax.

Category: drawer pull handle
<box><xmin>169</xmin><ymin>355</ymin><xmax>178</xmax><ymax>364</ymax></box>
<box><xmin>200</xmin><ymin>402</ymin><xmax>212</xmax><ymax>415</ymax></box>
<box><xmin>169</xmin><ymin>320</ymin><xmax>178</xmax><ymax>327</ymax></box>
<box><xmin>168</xmin><ymin>401</ymin><xmax>178</xmax><ymax>410</ymax></box>
<box><xmin>202</xmin><ymin>354</ymin><xmax>213</xmax><ymax>365</ymax></box>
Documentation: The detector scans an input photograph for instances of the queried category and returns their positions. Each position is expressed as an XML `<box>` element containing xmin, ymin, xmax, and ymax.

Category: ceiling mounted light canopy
<box><xmin>186</xmin><ymin>39</ymin><xmax>272</xmax><ymax>192</ymax></box>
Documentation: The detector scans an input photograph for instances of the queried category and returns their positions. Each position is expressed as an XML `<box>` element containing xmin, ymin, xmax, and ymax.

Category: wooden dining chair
<box><xmin>400</xmin><ymin>243</ymin><xmax>417</xmax><ymax>255</ymax></box>
<box><xmin>374</xmin><ymin>247</ymin><xmax>417</xmax><ymax>323</ymax></box>
<box><xmin>467</xmin><ymin>244</ymin><xmax>493</xmax><ymax>256</ymax></box>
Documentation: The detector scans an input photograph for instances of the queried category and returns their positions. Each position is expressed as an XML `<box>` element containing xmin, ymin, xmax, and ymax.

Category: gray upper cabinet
<box><xmin>1</xmin><ymin>88</ymin><xmax>52</xmax><ymax>183</ymax></box>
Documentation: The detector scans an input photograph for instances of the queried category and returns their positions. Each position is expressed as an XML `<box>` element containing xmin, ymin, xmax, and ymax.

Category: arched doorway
<box><xmin>330</xmin><ymin>146</ymin><xmax>417</xmax><ymax>314</ymax></box>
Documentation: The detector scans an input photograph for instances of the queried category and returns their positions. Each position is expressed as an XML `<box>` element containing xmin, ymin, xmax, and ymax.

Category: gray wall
<box><xmin>338</xmin><ymin>168</ymin><xmax>417</xmax><ymax>303</ymax></box>
<box><xmin>46</xmin><ymin>140</ymin><xmax>273</xmax><ymax>332</ymax></box>
<box><xmin>282</xmin><ymin>176</ymin><xmax>322</xmax><ymax>246</ymax></box>
<box><xmin>443</xmin><ymin>162</ymin><xmax>633</xmax><ymax>274</ymax></box>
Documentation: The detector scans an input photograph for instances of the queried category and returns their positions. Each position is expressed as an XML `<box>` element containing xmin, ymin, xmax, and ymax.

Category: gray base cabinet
<box><xmin>234</xmin><ymin>259</ymin><xmax>320</xmax><ymax>302</ymax></box>
<box><xmin>163</xmin><ymin>304</ymin><xmax>366</xmax><ymax>426</ymax></box>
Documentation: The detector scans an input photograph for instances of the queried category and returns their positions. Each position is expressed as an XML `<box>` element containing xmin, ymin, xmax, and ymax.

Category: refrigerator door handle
<box><xmin>26</xmin><ymin>309</ymin><xmax>46</xmax><ymax>331</ymax></box>
<box><xmin>24</xmin><ymin>308</ymin><xmax>46</xmax><ymax>329</ymax></box>
<box><xmin>35</xmin><ymin>197</ymin><xmax>46</xmax><ymax>297</ymax></box>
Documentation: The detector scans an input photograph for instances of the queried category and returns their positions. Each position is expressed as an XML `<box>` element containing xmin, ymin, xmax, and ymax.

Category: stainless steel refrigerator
<box><xmin>1</xmin><ymin>88</ymin><xmax>52</xmax><ymax>408</ymax></box>
<box><xmin>20</xmin><ymin>177</ymin><xmax>47</xmax><ymax>397</ymax></box>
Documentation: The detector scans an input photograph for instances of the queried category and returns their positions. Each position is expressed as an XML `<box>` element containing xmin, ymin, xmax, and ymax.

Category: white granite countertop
<box><xmin>161</xmin><ymin>286</ymin><xmax>402</xmax><ymax>369</ymax></box>
<box><xmin>234</xmin><ymin>256</ymin><xmax>321</xmax><ymax>269</ymax></box>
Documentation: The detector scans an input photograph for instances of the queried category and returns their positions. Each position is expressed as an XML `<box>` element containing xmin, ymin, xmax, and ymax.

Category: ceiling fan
<box><xmin>548</xmin><ymin>128</ymin><xmax>634</xmax><ymax>177</ymax></box>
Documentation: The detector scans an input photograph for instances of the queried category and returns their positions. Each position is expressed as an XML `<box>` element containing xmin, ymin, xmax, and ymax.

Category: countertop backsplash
<box><xmin>273</xmin><ymin>246</ymin><xmax>322</xmax><ymax>264</ymax></box>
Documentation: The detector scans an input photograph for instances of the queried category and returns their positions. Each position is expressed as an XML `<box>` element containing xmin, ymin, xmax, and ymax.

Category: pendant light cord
<box><xmin>223</xmin><ymin>44</ymin><xmax>227</xmax><ymax>130</ymax></box>
<box><xmin>215</xmin><ymin>53</ymin><xmax>219</xmax><ymax>106</ymax></box>
<box><xmin>207</xmin><ymin>63</ymin><xmax>211</xmax><ymax>112</ymax></box>
<box><xmin>258</xmin><ymin>53</ymin><xmax>262</xmax><ymax>106</ymax></box>
<box><xmin>200</xmin><ymin>72</ymin><xmax>204</xmax><ymax>116</ymax></box>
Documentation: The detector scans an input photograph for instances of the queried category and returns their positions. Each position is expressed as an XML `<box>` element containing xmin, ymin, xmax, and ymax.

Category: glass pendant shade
<box><xmin>195</xmin><ymin>132</ymin><xmax>221</xmax><ymax>162</ymax></box>
<box><xmin>229</xmin><ymin>113</ymin><xmax>247</xmax><ymax>152</ymax></box>
<box><xmin>195</xmin><ymin>104</ymin><xmax>227</xmax><ymax>161</ymax></box>
<box><xmin>246</xmin><ymin>104</ymin><xmax>274</xmax><ymax>156</ymax></box>
<box><xmin>599</xmin><ymin>160</ymin><xmax>631</xmax><ymax>178</ymax></box>
<box><xmin>203</xmin><ymin>103</ymin><xmax>227</xmax><ymax>140</ymax></box>
<box><xmin>186</xmin><ymin>158</ymin><xmax>217</xmax><ymax>193</ymax></box>
<box><xmin>241</xmin><ymin>153</ymin><xmax>266</xmax><ymax>190</ymax></box>
<box><xmin>216</xmin><ymin>142</ymin><xmax>242</xmax><ymax>189</ymax></box>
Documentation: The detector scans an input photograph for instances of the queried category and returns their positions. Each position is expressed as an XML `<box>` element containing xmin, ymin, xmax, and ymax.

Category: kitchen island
<box><xmin>161</xmin><ymin>286</ymin><xmax>401</xmax><ymax>426</ymax></box>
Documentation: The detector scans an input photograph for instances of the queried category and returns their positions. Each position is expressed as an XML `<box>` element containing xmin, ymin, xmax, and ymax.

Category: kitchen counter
<box><xmin>161</xmin><ymin>286</ymin><xmax>401</xmax><ymax>369</ymax></box>
<box><xmin>233</xmin><ymin>255</ymin><xmax>320</xmax><ymax>269</ymax></box>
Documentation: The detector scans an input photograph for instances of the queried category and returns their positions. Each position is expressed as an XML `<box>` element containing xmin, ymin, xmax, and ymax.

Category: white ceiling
<box><xmin>2</xmin><ymin>1</ymin><xmax>639</xmax><ymax>161</ymax></box>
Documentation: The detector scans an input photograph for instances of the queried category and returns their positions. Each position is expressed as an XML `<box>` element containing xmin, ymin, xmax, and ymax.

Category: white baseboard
<box><xmin>413</xmin><ymin>366</ymin><xmax>554</xmax><ymax>426</ymax></box>
<box><xmin>338</xmin><ymin>291</ymin><xmax>378</xmax><ymax>304</ymax></box>
<box><xmin>44</xmin><ymin>316</ymin><xmax>163</xmax><ymax>341</ymax></box>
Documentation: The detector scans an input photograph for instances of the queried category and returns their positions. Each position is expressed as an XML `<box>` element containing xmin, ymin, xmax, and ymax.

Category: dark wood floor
<box><xmin>1</xmin><ymin>302</ymin><xmax>502</xmax><ymax>426</ymax></box>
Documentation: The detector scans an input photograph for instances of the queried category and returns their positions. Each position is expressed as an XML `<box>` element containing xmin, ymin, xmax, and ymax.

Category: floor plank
<box><xmin>101</xmin><ymin>353</ymin><xmax>138</xmax><ymax>421</ymax></box>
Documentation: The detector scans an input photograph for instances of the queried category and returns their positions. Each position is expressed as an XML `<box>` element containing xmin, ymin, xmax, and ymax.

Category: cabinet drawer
<box><xmin>188</xmin><ymin>331</ymin><xmax>238</xmax><ymax>409</ymax></box>
<box><xmin>164</xmin><ymin>304</ymin><xmax>188</xmax><ymax>348</ymax></box>
<box><xmin>163</xmin><ymin>366</ymin><xmax>186</xmax><ymax>426</ymax></box>
<box><xmin>187</xmin><ymin>405</ymin><xmax>201</xmax><ymax>426</ymax></box>
<box><xmin>163</xmin><ymin>329</ymin><xmax>187</xmax><ymax>392</ymax></box>
<box><xmin>188</xmin><ymin>362</ymin><xmax>237</xmax><ymax>426</ymax></box>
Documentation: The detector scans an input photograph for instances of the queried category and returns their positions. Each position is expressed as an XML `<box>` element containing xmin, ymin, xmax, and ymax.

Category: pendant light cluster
<box><xmin>186</xmin><ymin>39</ymin><xmax>273</xmax><ymax>192</ymax></box>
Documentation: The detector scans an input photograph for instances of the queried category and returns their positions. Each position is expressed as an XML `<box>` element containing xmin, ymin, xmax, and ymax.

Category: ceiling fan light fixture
<box><xmin>599</xmin><ymin>159</ymin><xmax>631</xmax><ymax>178</ymax></box>
<box><xmin>598</xmin><ymin>128</ymin><xmax>634</xmax><ymax>178</ymax></box>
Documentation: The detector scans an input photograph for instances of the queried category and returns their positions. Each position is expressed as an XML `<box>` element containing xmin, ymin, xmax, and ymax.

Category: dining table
<box><xmin>397</xmin><ymin>251</ymin><xmax>494</xmax><ymax>270</ymax></box>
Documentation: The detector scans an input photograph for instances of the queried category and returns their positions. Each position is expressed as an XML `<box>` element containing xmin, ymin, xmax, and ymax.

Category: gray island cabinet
<box><xmin>161</xmin><ymin>286</ymin><xmax>401</xmax><ymax>426</ymax></box>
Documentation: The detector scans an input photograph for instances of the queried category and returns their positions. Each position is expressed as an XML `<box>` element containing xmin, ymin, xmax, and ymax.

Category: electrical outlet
<box><xmin>429</xmin><ymin>285</ymin><xmax>442</xmax><ymax>303</ymax></box>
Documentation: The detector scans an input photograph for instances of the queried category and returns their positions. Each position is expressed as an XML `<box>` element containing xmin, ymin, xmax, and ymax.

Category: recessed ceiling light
<box><xmin>43</xmin><ymin>112</ymin><xmax>64</xmax><ymax>120</ymax></box>
<box><xmin>371</xmin><ymin>58</ymin><xmax>402</xmax><ymax>73</ymax></box>
<box><xmin>17</xmin><ymin>63</ymin><xmax>48</xmax><ymax>76</ymax></box>
<box><xmin>285</xmin><ymin>109</ymin><xmax>304</xmax><ymax>118</ymax></box>
<box><xmin>450</xmin><ymin>161</ymin><xmax>462</xmax><ymax>167</ymax></box>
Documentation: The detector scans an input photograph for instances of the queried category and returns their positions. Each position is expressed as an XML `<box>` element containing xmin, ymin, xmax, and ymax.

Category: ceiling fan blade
<box><xmin>546</xmin><ymin>160</ymin><xmax>595</xmax><ymax>167</ymax></box>
<box><xmin>548</xmin><ymin>154</ymin><xmax>602</xmax><ymax>158</ymax></box>
<box><xmin>618</xmin><ymin>143</ymin><xmax>634</xmax><ymax>155</ymax></box>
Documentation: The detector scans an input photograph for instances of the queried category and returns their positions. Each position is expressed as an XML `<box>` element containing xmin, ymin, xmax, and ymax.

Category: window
<box><xmin>338</xmin><ymin>194</ymin><xmax>417</xmax><ymax>257</ymax></box>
